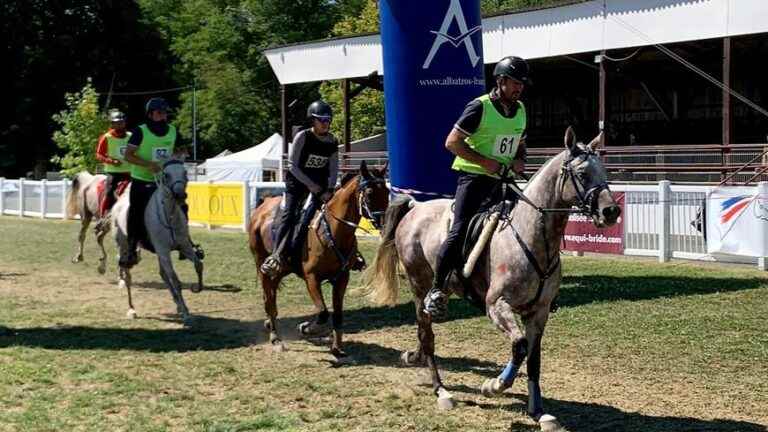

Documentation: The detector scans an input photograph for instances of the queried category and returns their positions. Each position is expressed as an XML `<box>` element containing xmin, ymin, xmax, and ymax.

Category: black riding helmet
<box><xmin>493</xmin><ymin>56</ymin><xmax>531</xmax><ymax>85</ymax></box>
<box><xmin>145</xmin><ymin>97</ymin><xmax>169</xmax><ymax>116</ymax></box>
<box><xmin>307</xmin><ymin>100</ymin><xmax>333</xmax><ymax>121</ymax></box>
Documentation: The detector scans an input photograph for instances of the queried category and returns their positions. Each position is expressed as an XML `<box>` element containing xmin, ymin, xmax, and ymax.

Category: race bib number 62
<box><xmin>493</xmin><ymin>135</ymin><xmax>519</xmax><ymax>157</ymax></box>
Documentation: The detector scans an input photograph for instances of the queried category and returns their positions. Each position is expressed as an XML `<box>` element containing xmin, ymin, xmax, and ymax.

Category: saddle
<box><xmin>270</xmin><ymin>195</ymin><xmax>319</xmax><ymax>268</ymax></box>
<box><xmin>448</xmin><ymin>194</ymin><xmax>518</xmax><ymax>312</ymax></box>
<box><xmin>97</xmin><ymin>178</ymin><xmax>130</xmax><ymax>218</ymax></box>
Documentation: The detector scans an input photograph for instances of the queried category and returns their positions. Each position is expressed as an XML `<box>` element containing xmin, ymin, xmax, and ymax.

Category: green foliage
<box><xmin>320</xmin><ymin>0</ymin><xmax>384</xmax><ymax>142</ymax></box>
<box><xmin>138</xmin><ymin>0</ymin><xmax>347</xmax><ymax>157</ymax></box>
<box><xmin>50</xmin><ymin>80</ymin><xmax>108</xmax><ymax>178</ymax></box>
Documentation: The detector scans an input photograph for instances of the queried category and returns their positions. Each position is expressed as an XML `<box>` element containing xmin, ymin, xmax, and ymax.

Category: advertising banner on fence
<box><xmin>562</xmin><ymin>192</ymin><xmax>625</xmax><ymax>254</ymax></box>
<box><xmin>706</xmin><ymin>186</ymin><xmax>768</xmax><ymax>257</ymax></box>
<box><xmin>187</xmin><ymin>182</ymin><xmax>244</xmax><ymax>226</ymax></box>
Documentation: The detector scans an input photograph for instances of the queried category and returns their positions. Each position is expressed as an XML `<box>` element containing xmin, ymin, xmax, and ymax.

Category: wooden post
<box><xmin>598</xmin><ymin>50</ymin><xmax>607</xmax><ymax>146</ymax></box>
<box><xmin>722</xmin><ymin>37</ymin><xmax>733</xmax><ymax>180</ymax></box>
<box><xmin>281</xmin><ymin>84</ymin><xmax>289</xmax><ymax>181</ymax></box>
<box><xmin>343</xmin><ymin>78</ymin><xmax>351</xmax><ymax>154</ymax></box>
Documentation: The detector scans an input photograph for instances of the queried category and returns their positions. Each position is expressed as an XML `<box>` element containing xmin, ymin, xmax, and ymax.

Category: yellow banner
<box><xmin>357</xmin><ymin>217</ymin><xmax>380</xmax><ymax>237</ymax></box>
<box><xmin>187</xmin><ymin>182</ymin><xmax>244</xmax><ymax>226</ymax></box>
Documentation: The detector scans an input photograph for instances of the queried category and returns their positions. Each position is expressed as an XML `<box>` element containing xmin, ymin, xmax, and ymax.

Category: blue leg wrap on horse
<box><xmin>498</xmin><ymin>360</ymin><xmax>518</xmax><ymax>385</ymax></box>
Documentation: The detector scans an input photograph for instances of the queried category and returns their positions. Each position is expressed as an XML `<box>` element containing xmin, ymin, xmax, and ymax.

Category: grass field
<box><xmin>1</xmin><ymin>216</ymin><xmax>767</xmax><ymax>432</ymax></box>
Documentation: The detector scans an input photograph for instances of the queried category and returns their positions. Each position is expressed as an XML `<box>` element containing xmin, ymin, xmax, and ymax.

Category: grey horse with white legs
<box><xmin>111</xmin><ymin>158</ymin><xmax>203</xmax><ymax>325</ymax></box>
<box><xmin>367</xmin><ymin>127</ymin><xmax>621</xmax><ymax>428</ymax></box>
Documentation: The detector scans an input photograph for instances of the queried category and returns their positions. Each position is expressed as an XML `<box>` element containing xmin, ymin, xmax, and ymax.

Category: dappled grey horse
<box><xmin>111</xmin><ymin>158</ymin><xmax>203</xmax><ymax>325</ymax></box>
<box><xmin>367</xmin><ymin>127</ymin><xmax>620</xmax><ymax>428</ymax></box>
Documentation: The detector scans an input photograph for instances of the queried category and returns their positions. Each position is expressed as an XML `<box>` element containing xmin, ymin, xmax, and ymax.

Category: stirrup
<box><xmin>193</xmin><ymin>243</ymin><xmax>205</xmax><ymax>260</ymax></box>
<box><xmin>260</xmin><ymin>256</ymin><xmax>284</xmax><ymax>279</ymax></box>
<box><xmin>423</xmin><ymin>288</ymin><xmax>449</xmax><ymax>319</ymax></box>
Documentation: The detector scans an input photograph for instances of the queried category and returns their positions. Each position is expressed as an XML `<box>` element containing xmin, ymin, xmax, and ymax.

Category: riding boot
<box><xmin>423</xmin><ymin>279</ymin><xmax>450</xmax><ymax>320</ymax></box>
<box><xmin>260</xmin><ymin>236</ymin><xmax>290</xmax><ymax>280</ymax></box>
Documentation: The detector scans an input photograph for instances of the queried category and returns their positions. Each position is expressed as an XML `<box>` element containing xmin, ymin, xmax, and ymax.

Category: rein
<box><xmin>499</xmin><ymin>150</ymin><xmax>607</xmax><ymax>312</ymax></box>
<box><xmin>324</xmin><ymin>176</ymin><xmax>386</xmax><ymax>234</ymax></box>
<box><xmin>318</xmin><ymin>175</ymin><xmax>387</xmax><ymax>280</ymax></box>
<box><xmin>153</xmin><ymin>160</ymin><xmax>187</xmax><ymax>245</ymax></box>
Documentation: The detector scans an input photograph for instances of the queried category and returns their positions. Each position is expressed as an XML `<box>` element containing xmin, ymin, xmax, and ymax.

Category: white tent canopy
<box><xmin>203</xmin><ymin>133</ymin><xmax>283</xmax><ymax>182</ymax></box>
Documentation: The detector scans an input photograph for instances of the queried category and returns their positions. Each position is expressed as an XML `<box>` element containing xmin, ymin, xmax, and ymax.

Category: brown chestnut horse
<box><xmin>248</xmin><ymin>161</ymin><xmax>389</xmax><ymax>361</ymax></box>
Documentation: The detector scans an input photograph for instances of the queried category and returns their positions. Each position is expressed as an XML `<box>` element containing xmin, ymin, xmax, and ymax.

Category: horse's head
<box><xmin>159</xmin><ymin>158</ymin><xmax>189</xmax><ymax>204</ymax></box>
<box><xmin>358</xmin><ymin>161</ymin><xmax>389</xmax><ymax>229</ymax></box>
<box><xmin>560</xmin><ymin>126</ymin><xmax>621</xmax><ymax>227</ymax></box>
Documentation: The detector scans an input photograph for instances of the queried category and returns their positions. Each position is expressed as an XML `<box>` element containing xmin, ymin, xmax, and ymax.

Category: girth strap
<box><xmin>511</xmin><ymin>225</ymin><xmax>560</xmax><ymax>311</ymax></box>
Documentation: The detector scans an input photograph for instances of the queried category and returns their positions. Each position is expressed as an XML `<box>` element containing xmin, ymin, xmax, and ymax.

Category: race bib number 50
<box><xmin>493</xmin><ymin>135</ymin><xmax>519</xmax><ymax>157</ymax></box>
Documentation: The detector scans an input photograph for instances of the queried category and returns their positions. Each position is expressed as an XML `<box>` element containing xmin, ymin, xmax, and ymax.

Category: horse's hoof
<box><xmin>332</xmin><ymin>351</ymin><xmax>354</xmax><ymax>365</ymax></box>
<box><xmin>191</xmin><ymin>284</ymin><xmax>203</xmax><ymax>293</ymax></box>
<box><xmin>97</xmin><ymin>263</ymin><xmax>106</xmax><ymax>275</ymax></box>
<box><xmin>72</xmin><ymin>256</ymin><xmax>82</xmax><ymax>264</ymax></box>
<box><xmin>297</xmin><ymin>321</ymin><xmax>331</xmax><ymax>338</ymax></box>
<box><xmin>271</xmin><ymin>341</ymin><xmax>285</xmax><ymax>353</ymax></box>
<box><xmin>538</xmin><ymin>414</ymin><xmax>562</xmax><ymax>432</ymax></box>
<box><xmin>182</xmin><ymin>316</ymin><xmax>194</xmax><ymax>327</ymax></box>
<box><xmin>436</xmin><ymin>388</ymin><xmax>455</xmax><ymax>410</ymax></box>
<box><xmin>264</xmin><ymin>320</ymin><xmax>273</xmax><ymax>332</ymax></box>
<box><xmin>118</xmin><ymin>280</ymin><xmax>127</xmax><ymax>290</ymax></box>
<box><xmin>481</xmin><ymin>377</ymin><xmax>505</xmax><ymax>397</ymax></box>
<box><xmin>126</xmin><ymin>309</ymin><xmax>137</xmax><ymax>319</ymax></box>
<box><xmin>400</xmin><ymin>351</ymin><xmax>422</xmax><ymax>366</ymax></box>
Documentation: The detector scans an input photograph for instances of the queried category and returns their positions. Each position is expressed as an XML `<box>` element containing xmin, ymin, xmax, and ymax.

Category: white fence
<box><xmin>0</xmin><ymin>178</ymin><xmax>71</xmax><ymax>219</ymax></box>
<box><xmin>613</xmin><ymin>182</ymin><xmax>710</xmax><ymax>262</ymax></box>
<box><xmin>1</xmin><ymin>176</ymin><xmax>763</xmax><ymax>267</ymax></box>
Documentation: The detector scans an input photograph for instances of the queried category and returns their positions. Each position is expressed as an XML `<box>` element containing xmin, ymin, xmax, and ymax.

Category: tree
<box><xmin>138</xmin><ymin>0</ymin><xmax>350</xmax><ymax>158</ymax></box>
<box><xmin>50</xmin><ymin>80</ymin><xmax>108</xmax><ymax>178</ymax></box>
<box><xmin>0</xmin><ymin>1</ymin><xmax>177</xmax><ymax>178</ymax></box>
<box><xmin>319</xmin><ymin>0</ymin><xmax>385</xmax><ymax>142</ymax></box>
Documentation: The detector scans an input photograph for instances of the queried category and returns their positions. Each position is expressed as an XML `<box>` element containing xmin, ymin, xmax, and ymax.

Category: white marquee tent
<box><xmin>203</xmin><ymin>133</ymin><xmax>283</xmax><ymax>182</ymax></box>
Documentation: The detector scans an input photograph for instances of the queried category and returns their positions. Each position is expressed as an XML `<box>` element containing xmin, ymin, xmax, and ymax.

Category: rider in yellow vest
<box><xmin>95</xmin><ymin>109</ymin><xmax>131</xmax><ymax>217</ymax></box>
<box><xmin>424</xmin><ymin>56</ymin><xmax>530</xmax><ymax>319</ymax></box>
<box><xmin>120</xmin><ymin>97</ymin><xmax>201</xmax><ymax>267</ymax></box>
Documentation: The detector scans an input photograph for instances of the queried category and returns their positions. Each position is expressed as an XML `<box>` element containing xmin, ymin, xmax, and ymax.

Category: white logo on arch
<box><xmin>423</xmin><ymin>0</ymin><xmax>482</xmax><ymax>69</ymax></box>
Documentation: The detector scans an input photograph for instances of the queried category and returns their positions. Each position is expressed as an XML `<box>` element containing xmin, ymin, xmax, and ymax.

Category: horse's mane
<box><xmin>339</xmin><ymin>171</ymin><xmax>358</xmax><ymax>188</ymax></box>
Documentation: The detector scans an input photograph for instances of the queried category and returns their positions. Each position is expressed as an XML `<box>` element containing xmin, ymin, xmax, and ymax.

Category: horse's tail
<box><xmin>66</xmin><ymin>172</ymin><xmax>93</xmax><ymax>219</ymax></box>
<box><xmin>366</xmin><ymin>194</ymin><xmax>414</xmax><ymax>306</ymax></box>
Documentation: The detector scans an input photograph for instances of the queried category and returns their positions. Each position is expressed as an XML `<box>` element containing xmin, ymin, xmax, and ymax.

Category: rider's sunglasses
<box><xmin>314</xmin><ymin>116</ymin><xmax>332</xmax><ymax>124</ymax></box>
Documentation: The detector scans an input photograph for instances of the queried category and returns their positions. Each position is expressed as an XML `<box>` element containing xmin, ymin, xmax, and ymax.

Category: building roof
<box><xmin>264</xmin><ymin>0</ymin><xmax>768</xmax><ymax>84</ymax></box>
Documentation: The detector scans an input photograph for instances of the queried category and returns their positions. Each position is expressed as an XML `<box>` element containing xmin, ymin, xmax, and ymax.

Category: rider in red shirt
<box><xmin>96</xmin><ymin>110</ymin><xmax>132</xmax><ymax>218</ymax></box>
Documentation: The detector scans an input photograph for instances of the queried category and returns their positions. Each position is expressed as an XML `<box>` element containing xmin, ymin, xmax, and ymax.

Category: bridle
<box><xmin>357</xmin><ymin>176</ymin><xmax>387</xmax><ymax>229</ymax></box>
<box><xmin>559</xmin><ymin>148</ymin><xmax>609</xmax><ymax>218</ymax></box>
<box><xmin>506</xmin><ymin>147</ymin><xmax>608</xmax><ymax>219</ymax></box>
<box><xmin>153</xmin><ymin>159</ymin><xmax>188</xmax><ymax>241</ymax></box>
<box><xmin>500</xmin><ymin>147</ymin><xmax>611</xmax><ymax>313</ymax></box>
<box><xmin>324</xmin><ymin>174</ymin><xmax>388</xmax><ymax>233</ymax></box>
<box><xmin>156</xmin><ymin>160</ymin><xmax>187</xmax><ymax>201</ymax></box>
<box><xmin>318</xmin><ymin>173</ymin><xmax>388</xmax><ymax>280</ymax></box>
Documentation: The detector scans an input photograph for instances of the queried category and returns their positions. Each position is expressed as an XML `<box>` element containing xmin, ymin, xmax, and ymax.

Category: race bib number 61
<box><xmin>493</xmin><ymin>135</ymin><xmax>519</xmax><ymax>157</ymax></box>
